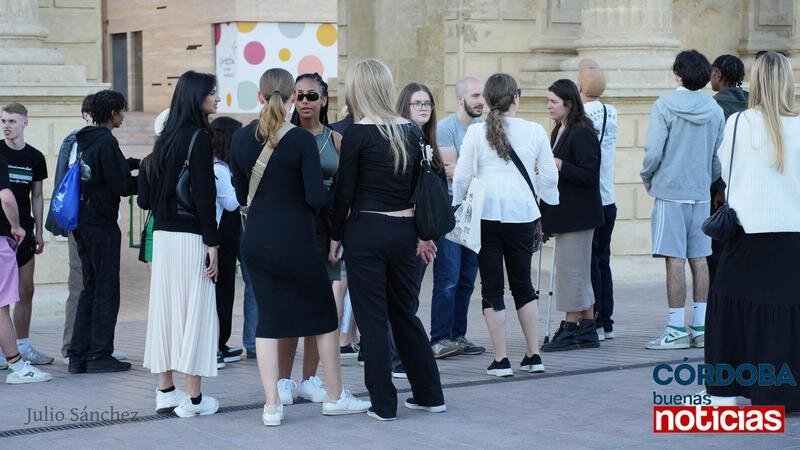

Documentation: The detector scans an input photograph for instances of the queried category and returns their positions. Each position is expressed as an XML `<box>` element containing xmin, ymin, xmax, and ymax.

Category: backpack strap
<box><xmin>599</xmin><ymin>104</ymin><xmax>607</xmax><ymax>145</ymax></box>
<box><xmin>243</xmin><ymin>122</ymin><xmax>295</xmax><ymax>215</ymax></box>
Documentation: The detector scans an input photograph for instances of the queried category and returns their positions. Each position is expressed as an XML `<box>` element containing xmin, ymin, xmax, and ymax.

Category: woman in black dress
<box><xmin>329</xmin><ymin>59</ymin><xmax>445</xmax><ymax>421</ymax></box>
<box><xmin>230</xmin><ymin>68</ymin><xmax>370</xmax><ymax>426</ymax></box>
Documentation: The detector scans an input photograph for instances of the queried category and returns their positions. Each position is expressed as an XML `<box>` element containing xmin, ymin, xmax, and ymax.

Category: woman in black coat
<box><xmin>540</xmin><ymin>79</ymin><xmax>604</xmax><ymax>353</ymax></box>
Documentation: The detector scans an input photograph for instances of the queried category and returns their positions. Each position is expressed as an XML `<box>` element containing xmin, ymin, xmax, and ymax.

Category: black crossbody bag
<box><xmin>507</xmin><ymin>147</ymin><xmax>544</xmax><ymax>253</ymax></box>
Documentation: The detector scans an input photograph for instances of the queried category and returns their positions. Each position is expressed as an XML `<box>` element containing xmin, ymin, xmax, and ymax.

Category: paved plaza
<box><xmin>1</xmin><ymin>246</ymin><xmax>798</xmax><ymax>448</ymax></box>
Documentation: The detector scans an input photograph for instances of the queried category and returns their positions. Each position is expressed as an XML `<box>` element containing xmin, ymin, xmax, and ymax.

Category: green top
<box><xmin>315</xmin><ymin>126</ymin><xmax>338</xmax><ymax>188</ymax></box>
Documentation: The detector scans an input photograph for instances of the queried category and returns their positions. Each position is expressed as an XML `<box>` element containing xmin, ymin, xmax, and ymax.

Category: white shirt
<box><xmin>584</xmin><ymin>100</ymin><xmax>617</xmax><ymax>205</ymax></box>
<box><xmin>720</xmin><ymin>109</ymin><xmax>800</xmax><ymax>233</ymax></box>
<box><xmin>452</xmin><ymin>117</ymin><xmax>559</xmax><ymax>223</ymax></box>
<box><xmin>214</xmin><ymin>158</ymin><xmax>239</xmax><ymax>225</ymax></box>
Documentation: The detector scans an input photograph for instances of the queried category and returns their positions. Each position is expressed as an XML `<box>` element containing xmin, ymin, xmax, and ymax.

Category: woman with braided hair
<box><xmin>452</xmin><ymin>73</ymin><xmax>558</xmax><ymax>376</ymax></box>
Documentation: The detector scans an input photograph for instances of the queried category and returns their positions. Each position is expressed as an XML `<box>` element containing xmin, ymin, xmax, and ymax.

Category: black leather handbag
<box><xmin>702</xmin><ymin>112</ymin><xmax>741</xmax><ymax>241</ymax></box>
<box><xmin>176</xmin><ymin>129</ymin><xmax>201</xmax><ymax>217</ymax></box>
<box><xmin>412</xmin><ymin>135</ymin><xmax>455</xmax><ymax>241</ymax></box>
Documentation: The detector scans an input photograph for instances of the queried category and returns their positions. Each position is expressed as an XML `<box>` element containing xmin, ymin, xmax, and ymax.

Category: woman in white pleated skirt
<box><xmin>139</xmin><ymin>71</ymin><xmax>223</xmax><ymax>418</ymax></box>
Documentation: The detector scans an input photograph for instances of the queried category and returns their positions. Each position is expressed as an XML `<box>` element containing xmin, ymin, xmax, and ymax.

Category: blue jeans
<box><xmin>239</xmin><ymin>258</ymin><xmax>257</xmax><ymax>353</ymax></box>
<box><xmin>430</xmin><ymin>236</ymin><xmax>479</xmax><ymax>344</ymax></box>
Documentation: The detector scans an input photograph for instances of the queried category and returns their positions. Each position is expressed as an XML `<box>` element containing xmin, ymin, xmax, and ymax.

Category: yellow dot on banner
<box><xmin>279</xmin><ymin>48</ymin><xmax>291</xmax><ymax>62</ymax></box>
<box><xmin>226</xmin><ymin>93</ymin><xmax>232</xmax><ymax>107</ymax></box>
<box><xmin>237</xmin><ymin>22</ymin><xmax>257</xmax><ymax>33</ymax></box>
<box><xmin>316</xmin><ymin>24</ymin><xmax>337</xmax><ymax>47</ymax></box>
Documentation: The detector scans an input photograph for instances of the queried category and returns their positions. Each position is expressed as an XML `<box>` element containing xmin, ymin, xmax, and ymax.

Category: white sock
<box><xmin>9</xmin><ymin>357</ymin><xmax>26</xmax><ymax>372</ymax></box>
<box><xmin>16</xmin><ymin>338</ymin><xmax>31</xmax><ymax>352</ymax></box>
<box><xmin>668</xmin><ymin>308</ymin><xmax>685</xmax><ymax>328</ymax></box>
<box><xmin>692</xmin><ymin>302</ymin><xmax>707</xmax><ymax>327</ymax></box>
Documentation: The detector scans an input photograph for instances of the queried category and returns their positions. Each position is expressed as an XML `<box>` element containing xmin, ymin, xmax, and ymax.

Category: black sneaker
<box><xmin>541</xmin><ymin>321</ymin><xmax>580</xmax><ymax>352</ymax></box>
<box><xmin>68</xmin><ymin>357</ymin><xmax>86</xmax><ymax>374</ymax></box>
<box><xmin>404</xmin><ymin>398</ymin><xmax>446</xmax><ymax>413</ymax></box>
<box><xmin>577</xmin><ymin>319</ymin><xmax>600</xmax><ymax>349</ymax></box>
<box><xmin>392</xmin><ymin>365</ymin><xmax>407</xmax><ymax>379</ymax></box>
<box><xmin>486</xmin><ymin>358</ymin><xmax>513</xmax><ymax>377</ymax></box>
<box><xmin>520</xmin><ymin>354</ymin><xmax>545</xmax><ymax>373</ymax></box>
<box><xmin>340</xmin><ymin>343</ymin><xmax>360</xmax><ymax>359</ymax></box>
<box><xmin>216</xmin><ymin>352</ymin><xmax>226</xmax><ymax>369</ymax></box>
<box><xmin>357</xmin><ymin>350</ymin><xmax>364</xmax><ymax>367</ymax></box>
<box><xmin>220</xmin><ymin>346</ymin><xmax>242</xmax><ymax>363</ymax></box>
<box><xmin>86</xmin><ymin>356</ymin><xmax>131</xmax><ymax>373</ymax></box>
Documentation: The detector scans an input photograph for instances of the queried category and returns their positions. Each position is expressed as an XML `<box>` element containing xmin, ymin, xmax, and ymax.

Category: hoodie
<box><xmin>640</xmin><ymin>89</ymin><xmax>724</xmax><ymax>202</ymax></box>
<box><xmin>76</xmin><ymin>126</ymin><xmax>137</xmax><ymax>228</ymax></box>
<box><xmin>713</xmin><ymin>87</ymin><xmax>749</xmax><ymax>120</ymax></box>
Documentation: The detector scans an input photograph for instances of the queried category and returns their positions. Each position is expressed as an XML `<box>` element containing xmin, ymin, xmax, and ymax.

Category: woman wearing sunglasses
<box><xmin>272</xmin><ymin>73</ymin><xmax>346</xmax><ymax>406</ymax></box>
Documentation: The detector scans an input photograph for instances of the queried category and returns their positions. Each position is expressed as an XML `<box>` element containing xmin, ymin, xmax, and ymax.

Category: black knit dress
<box><xmin>231</xmin><ymin>122</ymin><xmax>337</xmax><ymax>338</ymax></box>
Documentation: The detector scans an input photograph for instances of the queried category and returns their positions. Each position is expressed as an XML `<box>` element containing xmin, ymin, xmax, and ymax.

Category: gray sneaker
<box><xmin>431</xmin><ymin>339</ymin><xmax>461</xmax><ymax>359</ymax></box>
<box><xmin>20</xmin><ymin>346</ymin><xmax>54</xmax><ymax>365</ymax></box>
<box><xmin>454</xmin><ymin>336</ymin><xmax>485</xmax><ymax>355</ymax></box>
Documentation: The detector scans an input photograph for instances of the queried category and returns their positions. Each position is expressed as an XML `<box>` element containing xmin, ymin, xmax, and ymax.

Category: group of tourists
<box><xmin>0</xmin><ymin>48</ymin><xmax>796</xmax><ymax>423</ymax></box>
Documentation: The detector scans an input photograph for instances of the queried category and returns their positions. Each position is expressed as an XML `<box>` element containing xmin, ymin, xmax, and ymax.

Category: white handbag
<box><xmin>445</xmin><ymin>142</ymin><xmax>486</xmax><ymax>253</ymax></box>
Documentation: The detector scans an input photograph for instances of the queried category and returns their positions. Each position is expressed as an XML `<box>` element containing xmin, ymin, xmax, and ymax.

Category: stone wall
<box><xmin>38</xmin><ymin>0</ymin><xmax>104</xmax><ymax>83</ymax></box>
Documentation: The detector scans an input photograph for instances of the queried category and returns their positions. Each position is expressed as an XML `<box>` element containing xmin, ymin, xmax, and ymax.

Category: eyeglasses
<box><xmin>410</xmin><ymin>101</ymin><xmax>435</xmax><ymax>111</ymax></box>
<box><xmin>296</xmin><ymin>92</ymin><xmax>321</xmax><ymax>102</ymax></box>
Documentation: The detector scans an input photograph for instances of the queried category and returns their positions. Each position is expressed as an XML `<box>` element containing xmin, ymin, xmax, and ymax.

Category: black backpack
<box><xmin>412</xmin><ymin>134</ymin><xmax>455</xmax><ymax>241</ymax></box>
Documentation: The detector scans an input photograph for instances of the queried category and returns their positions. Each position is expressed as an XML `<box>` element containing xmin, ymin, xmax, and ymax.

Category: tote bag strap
<box><xmin>245</xmin><ymin>122</ymin><xmax>294</xmax><ymax>210</ymax></box>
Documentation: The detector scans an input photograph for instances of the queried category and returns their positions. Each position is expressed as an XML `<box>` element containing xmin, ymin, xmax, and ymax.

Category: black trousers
<box><xmin>69</xmin><ymin>224</ymin><xmax>121</xmax><ymax>361</ymax></box>
<box><xmin>344</xmin><ymin>212</ymin><xmax>444</xmax><ymax>417</ymax></box>
<box><xmin>216</xmin><ymin>211</ymin><xmax>241</xmax><ymax>351</ymax></box>
<box><xmin>478</xmin><ymin>220</ymin><xmax>537</xmax><ymax>311</ymax></box>
<box><xmin>591</xmin><ymin>204</ymin><xmax>617</xmax><ymax>331</ymax></box>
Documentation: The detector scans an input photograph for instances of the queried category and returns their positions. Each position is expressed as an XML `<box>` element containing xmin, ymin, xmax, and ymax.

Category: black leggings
<box><xmin>478</xmin><ymin>220</ymin><xmax>538</xmax><ymax>311</ymax></box>
<box><xmin>216</xmin><ymin>210</ymin><xmax>241</xmax><ymax>351</ymax></box>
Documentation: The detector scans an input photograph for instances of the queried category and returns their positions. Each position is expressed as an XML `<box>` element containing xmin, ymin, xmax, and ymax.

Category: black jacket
<box><xmin>137</xmin><ymin>124</ymin><xmax>219</xmax><ymax>247</ymax></box>
<box><xmin>540</xmin><ymin>124</ymin><xmax>604</xmax><ymax>234</ymax></box>
<box><xmin>76</xmin><ymin>126</ymin><xmax>137</xmax><ymax>228</ymax></box>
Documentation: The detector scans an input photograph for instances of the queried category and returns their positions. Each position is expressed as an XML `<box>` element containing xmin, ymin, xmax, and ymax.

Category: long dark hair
<box><xmin>290</xmin><ymin>72</ymin><xmax>329</xmax><ymax>127</ymax></box>
<box><xmin>152</xmin><ymin>71</ymin><xmax>216</xmax><ymax>178</ymax></box>
<box><xmin>484</xmin><ymin>73</ymin><xmax>518</xmax><ymax>160</ymax></box>
<box><xmin>548</xmin><ymin>79</ymin><xmax>594</xmax><ymax>130</ymax></box>
<box><xmin>396</xmin><ymin>83</ymin><xmax>443</xmax><ymax>169</ymax></box>
<box><xmin>210</xmin><ymin>116</ymin><xmax>242</xmax><ymax>164</ymax></box>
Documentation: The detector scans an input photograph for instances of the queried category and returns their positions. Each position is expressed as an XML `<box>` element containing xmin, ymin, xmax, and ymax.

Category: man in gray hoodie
<box><xmin>640</xmin><ymin>50</ymin><xmax>724</xmax><ymax>351</ymax></box>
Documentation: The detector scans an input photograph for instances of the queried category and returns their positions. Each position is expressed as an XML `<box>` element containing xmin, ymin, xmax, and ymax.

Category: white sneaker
<box><xmin>688</xmin><ymin>325</ymin><xmax>705</xmax><ymax>348</ymax></box>
<box><xmin>297</xmin><ymin>376</ymin><xmax>327</xmax><ymax>403</ymax></box>
<box><xmin>262</xmin><ymin>404</ymin><xmax>284</xmax><ymax>426</ymax></box>
<box><xmin>19</xmin><ymin>346</ymin><xmax>54</xmax><ymax>365</ymax></box>
<box><xmin>6</xmin><ymin>361</ymin><xmax>53</xmax><ymax>384</ymax></box>
<box><xmin>62</xmin><ymin>356</ymin><xmax>69</xmax><ymax>365</ymax></box>
<box><xmin>645</xmin><ymin>326</ymin><xmax>690</xmax><ymax>350</ymax></box>
<box><xmin>173</xmin><ymin>395</ymin><xmax>219</xmax><ymax>418</ymax></box>
<box><xmin>322</xmin><ymin>389</ymin><xmax>371</xmax><ymax>416</ymax></box>
<box><xmin>156</xmin><ymin>388</ymin><xmax>188</xmax><ymax>414</ymax></box>
<box><xmin>278</xmin><ymin>378</ymin><xmax>297</xmax><ymax>405</ymax></box>
<box><xmin>596</xmin><ymin>328</ymin><xmax>605</xmax><ymax>341</ymax></box>
<box><xmin>112</xmin><ymin>350</ymin><xmax>127</xmax><ymax>360</ymax></box>
<box><xmin>0</xmin><ymin>353</ymin><xmax>7</xmax><ymax>370</ymax></box>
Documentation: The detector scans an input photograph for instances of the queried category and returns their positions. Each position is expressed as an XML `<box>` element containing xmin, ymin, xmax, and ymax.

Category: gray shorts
<box><xmin>651</xmin><ymin>199</ymin><xmax>712</xmax><ymax>259</ymax></box>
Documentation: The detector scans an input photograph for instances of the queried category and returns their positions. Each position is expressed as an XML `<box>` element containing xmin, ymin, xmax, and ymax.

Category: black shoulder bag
<box><xmin>702</xmin><ymin>112</ymin><xmax>741</xmax><ymax>241</ymax></box>
<box><xmin>412</xmin><ymin>134</ymin><xmax>455</xmax><ymax>240</ymax></box>
<box><xmin>508</xmin><ymin>147</ymin><xmax>544</xmax><ymax>253</ymax></box>
<box><xmin>176</xmin><ymin>129</ymin><xmax>202</xmax><ymax>217</ymax></box>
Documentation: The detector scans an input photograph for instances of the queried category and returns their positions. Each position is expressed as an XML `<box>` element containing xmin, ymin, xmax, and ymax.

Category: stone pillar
<box><xmin>0</xmin><ymin>0</ymin><xmax>107</xmax><ymax>284</ymax></box>
<box><xmin>563</xmin><ymin>0</ymin><xmax>681</xmax><ymax>89</ymax></box>
<box><xmin>739</xmin><ymin>0</ymin><xmax>792</xmax><ymax>69</ymax></box>
<box><xmin>522</xmin><ymin>0</ymin><xmax>581</xmax><ymax>73</ymax></box>
<box><xmin>790</xmin><ymin>0</ymin><xmax>800</xmax><ymax>72</ymax></box>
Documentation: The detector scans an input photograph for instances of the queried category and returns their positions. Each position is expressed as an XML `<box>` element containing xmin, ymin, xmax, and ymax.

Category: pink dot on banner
<box><xmin>298</xmin><ymin>55</ymin><xmax>324</xmax><ymax>77</ymax></box>
<box><xmin>214</xmin><ymin>24</ymin><xmax>221</xmax><ymax>45</ymax></box>
<box><xmin>244</xmin><ymin>41</ymin><xmax>265</xmax><ymax>65</ymax></box>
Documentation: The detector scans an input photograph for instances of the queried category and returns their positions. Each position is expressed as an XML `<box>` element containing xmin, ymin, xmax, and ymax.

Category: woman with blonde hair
<box><xmin>329</xmin><ymin>59</ymin><xmax>445</xmax><ymax>420</ymax></box>
<box><xmin>704</xmin><ymin>52</ymin><xmax>800</xmax><ymax>411</ymax></box>
<box><xmin>230</xmin><ymin>68</ymin><xmax>370</xmax><ymax>426</ymax></box>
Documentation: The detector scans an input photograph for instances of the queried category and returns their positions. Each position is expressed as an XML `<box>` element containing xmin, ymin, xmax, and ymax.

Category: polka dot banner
<box><xmin>216</xmin><ymin>22</ymin><xmax>338</xmax><ymax>113</ymax></box>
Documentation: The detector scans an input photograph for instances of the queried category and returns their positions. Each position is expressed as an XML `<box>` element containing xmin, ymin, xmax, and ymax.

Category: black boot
<box><xmin>541</xmin><ymin>321</ymin><xmax>580</xmax><ymax>352</ymax></box>
<box><xmin>577</xmin><ymin>319</ymin><xmax>600</xmax><ymax>349</ymax></box>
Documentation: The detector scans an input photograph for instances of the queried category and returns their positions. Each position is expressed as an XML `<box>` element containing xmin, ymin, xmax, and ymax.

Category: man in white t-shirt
<box><xmin>578</xmin><ymin>60</ymin><xmax>618</xmax><ymax>342</ymax></box>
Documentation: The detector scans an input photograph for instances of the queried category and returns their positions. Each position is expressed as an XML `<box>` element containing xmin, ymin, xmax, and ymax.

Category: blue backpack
<box><xmin>50</xmin><ymin>143</ymin><xmax>86</xmax><ymax>231</ymax></box>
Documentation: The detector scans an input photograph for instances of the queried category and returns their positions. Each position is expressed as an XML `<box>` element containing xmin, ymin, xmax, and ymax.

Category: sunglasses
<box><xmin>296</xmin><ymin>92</ymin><xmax>321</xmax><ymax>102</ymax></box>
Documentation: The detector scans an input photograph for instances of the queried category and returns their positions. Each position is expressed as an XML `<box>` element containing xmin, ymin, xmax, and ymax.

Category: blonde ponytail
<box><xmin>255</xmin><ymin>68</ymin><xmax>295</xmax><ymax>147</ymax></box>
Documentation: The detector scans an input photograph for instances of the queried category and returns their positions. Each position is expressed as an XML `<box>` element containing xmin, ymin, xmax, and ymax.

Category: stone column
<box><xmin>563</xmin><ymin>0</ymin><xmax>681</xmax><ymax>89</ymax></box>
<box><xmin>0</xmin><ymin>0</ymin><xmax>107</xmax><ymax>284</ymax></box>
<box><xmin>522</xmin><ymin>0</ymin><xmax>581</xmax><ymax>72</ymax></box>
<box><xmin>790</xmin><ymin>0</ymin><xmax>800</xmax><ymax>72</ymax></box>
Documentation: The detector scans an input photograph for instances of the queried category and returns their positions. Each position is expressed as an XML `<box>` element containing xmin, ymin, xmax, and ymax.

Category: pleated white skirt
<box><xmin>143</xmin><ymin>231</ymin><xmax>218</xmax><ymax>377</ymax></box>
